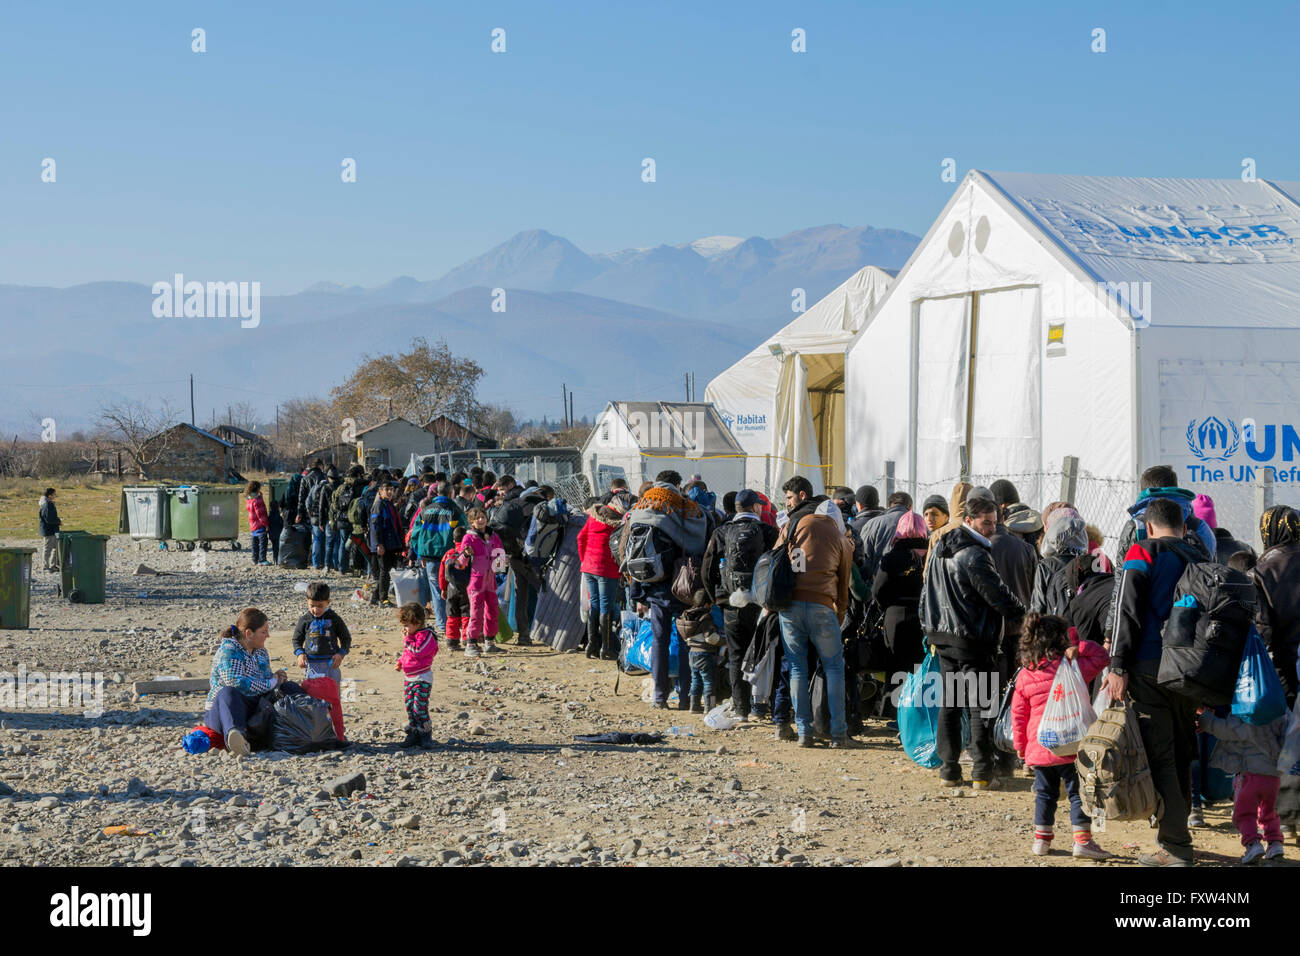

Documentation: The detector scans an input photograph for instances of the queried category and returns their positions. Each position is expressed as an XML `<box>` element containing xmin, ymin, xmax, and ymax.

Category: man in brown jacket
<box><xmin>776</xmin><ymin>476</ymin><xmax>854</xmax><ymax>748</ymax></box>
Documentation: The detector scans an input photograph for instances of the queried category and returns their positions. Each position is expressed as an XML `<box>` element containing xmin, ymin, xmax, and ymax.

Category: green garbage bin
<box><xmin>0</xmin><ymin>547</ymin><xmax>36</xmax><ymax>628</ymax></box>
<box><xmin>268</xmin><ymin>477</ymin><xmax>290</xmax><ymax>510</ymax></box>
<box><xmin>169</xmin><ymin>486</ymin><xmax>242</xmax><ymax>551</ymax></box>
<box><xmin>121</xmin><ymin>486</ymin><xmax>172</xmax><ymax>540</ymax></box>
<box><xmin>57</xmin><ymin>531</ymin><xmax>108</xmax><ymax>605</ymax></box>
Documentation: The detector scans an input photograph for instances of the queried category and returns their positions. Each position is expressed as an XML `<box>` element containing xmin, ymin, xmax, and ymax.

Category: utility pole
<box><xmin>387</xmin><ymin>397</ymin><xmax>393</xmax><ymax>420</ymax></box>
<box><xmin>227</xmin><ymin>405</ymin><xmax>232</xmax><ymax>427</ymax></box>
<box><xmin>685</xmin><ymin>373</ymin><xmax>690</xmax><ymax>401</ymax></box>
<box><xmin>562</xmin><ymin>384</ymin><xmax>568</xmax><ymax>428</ymax></box>
<box><xmin>569</xmin><ymin>392</ymin><xmax>574</xmax><ymax>431</ymax></box>
<box><xmin>276</xmin><ymin>405</ymin><xmax>280</xmax><ymax>440</ymax></box>
<box><xmin>189</xmin><ymin>374</ymin><xmax>195</xmax><ymax>425</ymax></box>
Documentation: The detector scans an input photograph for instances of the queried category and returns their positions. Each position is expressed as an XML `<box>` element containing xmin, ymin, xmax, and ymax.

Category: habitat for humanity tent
<box><xmin>846</xmin><ymin>170</ymin><xmax>1300</xmax><ymax>546</ymax></box>
<box><xmin>705</xmin><ymin>265</ymin><xmax>894</xmax><ymax>497</ymax></box>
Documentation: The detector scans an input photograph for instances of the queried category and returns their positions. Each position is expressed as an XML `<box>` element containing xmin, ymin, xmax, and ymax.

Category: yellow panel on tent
<box><xmin>803</xmin><ymin>352</ymin><xmax>845</xmax><ymax>488</ymax></box>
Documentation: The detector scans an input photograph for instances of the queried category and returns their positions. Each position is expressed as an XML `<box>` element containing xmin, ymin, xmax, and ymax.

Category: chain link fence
<box><xmin>418</xmin><ymin>448</ymin><xmax>583</xmax><ymax>487</ymax></box>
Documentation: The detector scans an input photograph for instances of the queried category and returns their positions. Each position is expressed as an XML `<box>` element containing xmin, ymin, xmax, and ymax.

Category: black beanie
<box><xmin>922</xmin><ymin>494</ymin><xmax>949</xmax><ymax>516</ymax></box>
<box><xmin>990</xmin><ymin>479</ymin><xmax>1020</xmax><ymax>507</ymax></box>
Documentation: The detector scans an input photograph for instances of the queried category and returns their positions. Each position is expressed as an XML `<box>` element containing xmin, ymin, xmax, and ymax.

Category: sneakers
<box><xmin>972</xmin><ymin>779</ymin><xmax>1001</xmax><ymax>792</ymax></box>
<box><xmin>225</xmin><ymin>729</ymin><xmax>250</xmax><ymax>758</ymax></box>
<box><xmin>1072</xmin><ymin>839</ymin><xmax>1113</xmax><ymax>861</ymax></box>
<box><xmin>1138</xmin><ymin>849</ymin><xmax>1193</xmax><ymax>867</ymax></box>
<box><xmin>1265</xmin><ymin>841</ymin><xmax>1285</xmax><ymax>861</ymax></box>
<box><xmin>1032</xmin><ymin>838</ymin><xmax>1051</xmax><ymax>856</ymax></box>
<box><xmin>1241</xmin><ymin>841</ymin><xmax>1266</xmax><ymax>865</ymax></box>
<box><xmin>464</xmin><ymin>641</ymin><xmax>482</xmax><ymax>659</ymax></box>
<box><xmin>1187</xmin><ymin>807</ymin><xmax>1206</xmax><ymax>828</ymax></box>
<box><xmin>514</xmin><ymin>634</ymin><xmax>534</xmax><ymax>647</ymax></box>
<box><xmin>939</xmin><ymin>777</ymin><xmax>964</xmax><ymax>788</ymax></box>
<box><xmin>774</xmin><ymin>723</ymin><xmax>797</xmax><ymax>742</ymax></box>
<box><xmin>483</xmin><ymin>640</ymin><xmax>503</xmax><ymax>655</ymax></box>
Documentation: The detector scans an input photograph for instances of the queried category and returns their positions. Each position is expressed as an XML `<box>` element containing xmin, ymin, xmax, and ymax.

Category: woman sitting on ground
<box><xmin>205</xmin><ymin>607</ymin><xmax>298</xmax><ymax>756</ymax></box>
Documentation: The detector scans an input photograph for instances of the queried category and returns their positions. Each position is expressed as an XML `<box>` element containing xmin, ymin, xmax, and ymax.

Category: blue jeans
<box><xmin>689</xmin><ymin>650</ymin><xmax>717</xmax><ymax>698</ymax></box>
<box><xmin>649</xmin><ymin>600</ymin><xmax>690</xmax><ymax>706</ymax></box>
<box><xmin>324</xmin><ymin>525</ymin><xmax>339</xmax><ymax>571</ymax></box>
<box><xmin>423</xmin><ymin>561</ymin><xmax>448</xmax><ymax>633</ymax></box>
<box><xmin>584</xmin><ymin>573</ymin><xmax>619</xmax><ymax>618</ymax></box>
<box><xmin>311</xmin><ymin>526</ymin><xmax>326</xmax><ymax>569</ymax></box>
<box><xmin>778</xmin><ymin>600</ymin><xmax>846</xmax><ymax>739</ymax></box>
<box><xmin>1034</xmin><ymin>764</ymin><xmax>1090</xmax><ymax>830</ymax></box>
<box><xmin>251</xmin><ymin>530</ymin><xmax>267</xmax><ymax>564</ymax></box>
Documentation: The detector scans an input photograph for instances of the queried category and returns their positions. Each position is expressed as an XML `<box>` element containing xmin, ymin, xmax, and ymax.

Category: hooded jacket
<box><xmin>1109</xmin><ymin>535</ymin><xmax>1197</xmax><ymax>668</ymax></box>
<box><xmin>1011</xmin><ymin>636</ymin><xmax>1109</xmax><ymax>767</ymax></box>
<box><xmin>297</xmin><ymin>466</ymin><xmax>325</xmax><ymax>521</ymax></box>
<box><xmin>776</xmin><ymin>496</ymin><xmax>852</xmax><ymax>614</ymax></box>
<box><xmin>1212</xmin><ymin>528</ymin><xmax>1255</xmax><ymax>566</ymax></box>
<box><xmin>1253</xmin><ymin>508</ymin><xmax>1300</xmax><ymax>701</ymax></box>
<box><xmin>397</xmin><ymin>626</ymin><xmax>439</xmax><ymax>678</ymax></box>
<box><xmin>1029</xmin><ymin>515</ymin><xmax>1089</xmax><ymax>614</ymax></box>
<box><xmin>1198</xmin><ymin>712</ymin><xmax>1288</xmax><ymax>776</ymax></box>
<box><xmin>920</xmin><ymin>523</ymin><xmax>1025</xmax><ymax>660</ymax></box>
<box><xmin>409</xmin><ymin>495</ymin><xmax>464</xmax><ymax>561</ymax></box>
<box><xmin>859</xmin><ymin>503</ymin><xmax>910</xmax><ymax>582</ymax></box>
<box><xmin>577</xmin><ymin>509</ymin><xmax>622</xmax><ymax>578</ymax></box>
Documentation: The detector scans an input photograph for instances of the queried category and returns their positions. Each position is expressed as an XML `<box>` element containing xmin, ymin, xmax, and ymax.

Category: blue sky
<box><xmin>4</xmin><ymin>0</ymin><xmax>1299</xmax><ymax>294</ymax></box>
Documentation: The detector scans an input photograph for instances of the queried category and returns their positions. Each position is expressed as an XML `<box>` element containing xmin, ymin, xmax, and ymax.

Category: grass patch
<box><xmin>0</xmin><ymin>478</ymin><xmax>129</xmax><ymax>541</ymax></box>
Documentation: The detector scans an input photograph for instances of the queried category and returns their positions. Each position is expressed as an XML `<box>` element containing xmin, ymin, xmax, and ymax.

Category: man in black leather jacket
<box><xmin>920</xmin><ymin>495</ymin><xmax>1025</xmax><ymax>788</ymax></box>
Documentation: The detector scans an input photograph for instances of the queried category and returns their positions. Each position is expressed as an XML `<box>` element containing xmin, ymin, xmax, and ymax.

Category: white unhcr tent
<box><xmin>705</xmin><ymin>265</ymin><xmax>894</xmax><ymax>496</ymax></box>
<box><xmin>846</xmin><ymin>170</ymin><xmax>1300</xmax><ymax>544</ymax></box>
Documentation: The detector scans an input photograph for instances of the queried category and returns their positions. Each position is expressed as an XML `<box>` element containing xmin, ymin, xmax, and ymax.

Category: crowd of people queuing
<box><xmin>209</xmin><ymin>459</ymin><xmax>1300</xmax><ymax>866</ymax></box>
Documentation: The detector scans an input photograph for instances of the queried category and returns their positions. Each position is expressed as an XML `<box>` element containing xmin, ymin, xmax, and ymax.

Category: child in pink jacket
<box><xmin>394</xmin><ymin>602</ymin><xmax>438</xmax><ymax>749</ymax></box>
<box><xmin>1011</xmin><ymin>613</ymin><xmax>1111</xmax><ymax>861</ymax></box>
<box><xmin>462</xmin><ymin>507</ymin><xmax>506</xmax><ymax>658</ymax></box>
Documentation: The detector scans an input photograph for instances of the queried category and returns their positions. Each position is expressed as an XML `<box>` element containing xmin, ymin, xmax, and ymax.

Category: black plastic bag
<box><xmin>278</xmin><ymin>522</ymin><xmax>311</xmax><ymax>569</ymax></box>
<box><xmin>270</xmin><ymin>693</ymin><xmax>342</xmax><ymax>754</ymax></box>
<box><xmin>993</xmin><ymin>667</ymin><xmax>1020</xmax><ymax>754</ymax></box>
<box><xmin>245</xmin><ymin>693</ymin><xmax>277</xmax><ymax>750</ymax></box>
<box><xmin>811</xmin><ymin>660</ymin><xmax>832</xmax><ymax>738</ymax></box>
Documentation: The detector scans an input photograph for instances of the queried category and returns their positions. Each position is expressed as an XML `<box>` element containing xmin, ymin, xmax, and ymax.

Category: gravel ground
<box><xmin>0</xmin><ymin>532</ymin><xmax>1291</xmax><ymax>868</ymax></box>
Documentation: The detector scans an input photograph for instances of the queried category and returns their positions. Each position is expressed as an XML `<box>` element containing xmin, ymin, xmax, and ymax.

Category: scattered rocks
<box><xmin>325</xmin><ymin>772</ymin><xmax>366</xmax><ymax>797</ymax></box>
<box><xmin>396</xmin><ymin>814</ymin><xmax>420</xmax><ymax>830</ymax></box>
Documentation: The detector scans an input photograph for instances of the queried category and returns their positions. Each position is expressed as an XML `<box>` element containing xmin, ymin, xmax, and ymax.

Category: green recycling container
<box><xmin>168</xmin><ymin>485</ymin><xmax>242</xmax><ymax>551</ymax></box>
<box><xmin>57</xmin><ymin>531</ymin><xmax>108</xmax><ymax>605</ymax></box>
<box><xmin>268</xmin><ymin>477</ymin><xmax>290</xmax><ymax>509</ymax></box>
<box><xmin>121</xmin><ymin>486</ymin><xmax>172</xmax><ymax>540</ymax></box>
<box><xmin>0</xmin><ymin>547</ymin><xmax>36</xmax><ymax>628</ymax></box>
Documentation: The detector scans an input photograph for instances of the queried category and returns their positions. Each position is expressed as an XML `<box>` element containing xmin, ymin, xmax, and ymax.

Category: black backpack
<box><xmin>333</xmin><ymin>481</ymin><xmax>360</xmax><ymax>532</ymax></box>
<box><xmin>722</xmin><ymin>520</ymin><xmax>767</xmax><ymax>592</ymax></box>
<box><xmin>307</xmin><ymin>479</ymin><xmax>332</xmax><ymax>525</ymax></box>
<box><xmin>1158</xmin><ymin>543</ymin><xmax>1256</xmax><ymax>706</ymax></box>
<box><xmin>621</xmin><ymin>523</ymin><xmax>677</xmax><ymax>584</ymax></box>
<box><xmin>526</xmin><ymin>499</ymin><xmax>568</xmax><ymax>568</ymax></box>
<box><xmin>751</xmin><ymin>516</ymin><xmax>804</xmax><ymax>611</ymax></box>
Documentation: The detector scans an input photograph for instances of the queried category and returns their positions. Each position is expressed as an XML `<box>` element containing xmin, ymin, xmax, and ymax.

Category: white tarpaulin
<box><xmin>846</xmin><ymin>170</ymin><xmax>1300</xmax><ymax>546</ymax></box>
<box><xmin>706</xmin><ymin>265</ymin><xmax>893</xmax><ymax>495</ymax></box>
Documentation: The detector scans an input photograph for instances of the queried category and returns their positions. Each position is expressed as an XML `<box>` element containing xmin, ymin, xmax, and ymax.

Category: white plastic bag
<box><xmin>704</xmin><ymin>700</ymin><xmax>740</xmax><ymax>731</ymax></box>
<box><xmin>1092</xmin><ymin>667</ymin><xmax>1111</xmax><ymax>717</ymax></box>
<box><xmin>1036</xmin><ymin>658</ymin><xmax>1096</xmax><ymax>757</ymax></box>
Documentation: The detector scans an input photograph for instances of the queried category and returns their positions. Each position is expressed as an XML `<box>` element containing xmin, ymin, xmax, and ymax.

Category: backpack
<box><xmin>670</xmin><ymin>555</ymin><xmax>704</xmax><ymax>604</ymax></box>
<box><xmin>1158</xmin><ymin>544</ymin><xmax>1256</xmax><ymax>706</ymax></box>
<box><xmin>750</xmin><ymin>516</ymin><xmax>805</xmax><ymax>611</ymax></box>
<box><xmin>333</xmin><ymin>481</ymin><xmax>360</xmax><ymax>532</ymax></box>
<box><xmin>722</xmin><ymin>520</ymin><xmax>767</xmax><ymax>592</ymax></box>
<box><xmin>525</xmin><ymin>498</ymin><xmax>568</xmax><ymax>567</ymax></box>
<box><xmin>1074</xmin><ymin>699</ymin><xmax>1162</xmax><ymax>822</ymax></box>
<box><xmin>445</xmin><ymin>548</ymin><xmax>472</xmax><ymax>591</ymax></box>
<box><xmin>620</xmin><ymin>523</ymin><xmax>677</xmax><ymax>584</ymax></box>
<box><xmin>348</xmin><ymin>495</ymin><xmax>368</xmax><ymax>531</ymax></box>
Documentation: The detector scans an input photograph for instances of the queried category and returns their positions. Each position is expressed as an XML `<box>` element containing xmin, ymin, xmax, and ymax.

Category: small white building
<box><xmin>581</xmin><ymin>401</ymin><xmax>746</xmax><ymax>495</ymax></box>
<box><xmin>355</xmin><ymin>418</ymin><xmax>439</xmax><ymax>470</ymax></box>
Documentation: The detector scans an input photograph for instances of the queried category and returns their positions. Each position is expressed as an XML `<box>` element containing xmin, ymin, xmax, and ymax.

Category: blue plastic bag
<box><xmin>182</xmin><ymin>730</ymin><xmax>211</xmax><ymax>754</ymax></box>
<box><xmin>899</xmin><ymin>646</ymin><xmax>943</xmax><ymax>768</ymax></box>
<box><xmin>622</xmin><ymin>618</ymin><xmax>682</xmax><ymax>677</ymax></box>
<box><xmin>1232</xmin><ymin>627</ymin><xmax>1286</xmax><ymax>725</ymax></box>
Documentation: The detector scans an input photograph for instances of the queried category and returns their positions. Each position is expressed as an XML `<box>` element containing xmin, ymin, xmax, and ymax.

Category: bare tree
<box><xmin>277</xmin><ymin>397</ymin><xmax>342</xmax><ymax>462</ymax></box>
<box><xmin>97</xmin><ymin>398</ymin><xmax>179</xmax><ymax>477</ymax></box>
<box><xmin>470</xmin><ymin>402</ymin><xmax>518</xmax><ymax>447</ymax></box>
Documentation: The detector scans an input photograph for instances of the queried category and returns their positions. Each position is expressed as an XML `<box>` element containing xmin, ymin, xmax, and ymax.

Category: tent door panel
<box><xmin>913</xmin><ymin>296</ymin><xmax>971</xmax><ymax>489</ymax></box>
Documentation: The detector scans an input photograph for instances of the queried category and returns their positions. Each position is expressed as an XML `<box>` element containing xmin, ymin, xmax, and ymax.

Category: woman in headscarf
<box><xmin>1254</xmin><ymin>505</ymin><xmax>1300</xmax><ymax>838</ymax></box>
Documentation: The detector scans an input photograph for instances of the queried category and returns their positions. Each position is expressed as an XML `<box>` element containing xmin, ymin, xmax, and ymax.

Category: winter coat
<box><xmin>297</xmin><ymin>467</ymin><xmax>325</xmax><ymax>521</ymax></box>
<box><xmin>463</xmin><ymin>529</ymin><xmax>503</xmax><ymax>593</ymax></box>
<box><xmin>920</xmin><ymin>524</ymin><xmax>1025</xmax><ymax>661</ymax></box>
<box><xmin>333</xmin><ymin>478</ymin><xmax>368</xmax><ymax>535</ymax></box>
<box><xmin>678</xmin><ymin>604</ymin><xmax>721</xmax><ymax>651</ymax></box>
<box><xmin>1011</xmin><ymin>636</ymin><xmax>1109</xmax><ymax>767</ymax></box>
<box><xmin>245</xmin><ymin>495</ymin><xmax>268</xmax><ymax>533</ymax></box>
<box><xmin>776</xmin><ymin>500</ymin><xmax>852</xmax><ymax>614</ymax></box>
<box><xmin>1109</xmin><ymin>536</ymin><xmax>1198</xmax><ymax>668</ymax></box>
<box><xmin>701</xmin><ymin>514</ymin><xmax>779</xmax><ymax>600</ymax></box>
<box><xmin>439</xmin><ymin>545</ymin><xmax>472</xmax><ymax>600</ymax></box>
<box><xmin>1198</xmin><ymin>712</ymin><xmax>1288</xmax><ymax>776</ymax></box>
<box><xmin>409</xmin><ymin>495</ymin><xmax>464</xmax><ymax>561</ymax></box>
<box><xmin>38</xmin><ymin>496</ymin><xmax>61</xmax><ymax>537</ymax></box>
<box><xmin>489</xmin><ymin>487</ymin><xmax>537</xmax><ymax>558</ymax></box>
<box><xmin>1213</xmin><ymin>528</ymin><xmax>1255</xmax><ymax>566</ymax></box>
<box><xmin>291</xmin><ymin>609</ymin><xmax>352</xmax><ymax>663</ymax></box>
<box><xmin>1030</xmin><ymin>515</ymin><xmax>1089</xmax><ymax>613</ymax></box>
<box><xmin>1252</xmin><ymin>541</ymin><xmax>1300</xmax><ymax>702</ymax></box>
<box><xmin>874</xmin><ymin>537</ymin><xmax>927</xmax><ymax>656</ymax></box>
<box><xmin>398</xmin><ymin>627</ymin><xmax>439</xmax><ymax>677</ymax></box>
<box><xmin>859</xmin><ymin>504</ymin><xmax>910</xmax><ymax>581</ymax></box>
<box><xmin>368</xmin><ymin>497</ymin><xmax>404</xmax><ymax>553</ymax></box>
<box><xmin>577</xmin><ymin>513</ymin><xmax>621</xmax><ymax>578</ymax></box>
<box><xmin>990</xmin><ymin>523</ymin><xmax>1039</xmax><ymax>608</ymax></box>
<box><xmin>306</xmin><ymin>476</ymin><xmax>337</xmax><ymax>527</ymax></box>
<box><xmin>926</xmin><ymin>482</ymin><xmax>973</xmax><ymax>573</ymax></box>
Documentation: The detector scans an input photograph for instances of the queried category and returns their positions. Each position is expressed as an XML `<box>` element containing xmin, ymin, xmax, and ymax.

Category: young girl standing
<box><xmin>394</xmin><ymin>602</ymin><xmax>438</xmax><ymax>749</ymax></box>
<box><xmin>1011</xmin><ymin>613</ymin><xmax>1111</xmax><ymax>860</ymax></box>
<box><xmin>245</xmin><ymin>481</ymin><xmax>271</xmax><ymax>566</ymax></box>
<box><xmin>462</xmin><ymin>507</ymin><xmax>505</xmax><ymax>658</ymax></box>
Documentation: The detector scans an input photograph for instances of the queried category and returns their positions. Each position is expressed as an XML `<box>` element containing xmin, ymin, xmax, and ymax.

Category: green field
<box><xmin>0</xmin><ymin>478</ymin><xmax>127</xmax><ymax>540</ymax></box>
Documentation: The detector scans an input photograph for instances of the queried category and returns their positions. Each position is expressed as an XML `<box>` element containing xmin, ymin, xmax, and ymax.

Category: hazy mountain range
<box><xmin>0</xmin><ymin>224</ymin><xmax>918</xmax><ymax>434</ymax></box>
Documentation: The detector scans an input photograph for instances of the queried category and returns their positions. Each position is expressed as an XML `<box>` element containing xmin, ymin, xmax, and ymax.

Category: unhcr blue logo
<box><xmin>1186</xmin><ymin>416</ymin><xmax>1239</xmax><ymax>462</ymax></box>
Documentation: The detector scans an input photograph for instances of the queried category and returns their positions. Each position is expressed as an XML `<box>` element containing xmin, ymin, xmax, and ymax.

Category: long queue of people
<box><xmin>236</xmin><ymin>459</ymin><xmax>1300</xmax><ymax>866</ymax></box>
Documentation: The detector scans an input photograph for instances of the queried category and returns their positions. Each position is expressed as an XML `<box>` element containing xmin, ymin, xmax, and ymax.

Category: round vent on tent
<box><xmin>947</xmin><ymin>221</ymin><xmax>965</xmax><ymax>257</ymax></box>
<box><xmin>974</xmin><ymin>215</ymin><xmax>990</xmax><ymax>252</ymax></box>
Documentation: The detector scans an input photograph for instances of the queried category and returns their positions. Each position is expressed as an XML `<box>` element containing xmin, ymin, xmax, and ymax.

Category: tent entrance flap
<box><xmin>804</xmin><ymin>352</ymin><xmax>846</xmax><ymax>489</ymax></box>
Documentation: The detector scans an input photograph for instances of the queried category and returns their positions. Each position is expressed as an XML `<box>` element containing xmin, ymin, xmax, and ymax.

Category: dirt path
<box><xmin>0</xmin><ymin>532</ymin><xmax>1287</xmax><ymax>867</ymax></box>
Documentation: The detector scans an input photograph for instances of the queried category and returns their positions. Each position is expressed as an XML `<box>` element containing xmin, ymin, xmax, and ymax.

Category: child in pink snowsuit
<box><xmin>462</xmin><ymin>507</ymin><xmax>504</xmax><ymax>658</ymax></box>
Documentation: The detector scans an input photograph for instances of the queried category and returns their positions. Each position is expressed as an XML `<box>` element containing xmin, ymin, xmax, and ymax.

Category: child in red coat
<box><xmin>438</xmin><ymin>527</ymin><xmax>473</xmax><ymax>651</ymax></box>
<box><xmin>244</xmin><ymin>481</ymin><xmax>271</xmax><ymax>566</ymax></box>
<box><xmin>1011</xmin><ymin>613</ymin><xmax>1111</xmax><ymax>860</ymax></box>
